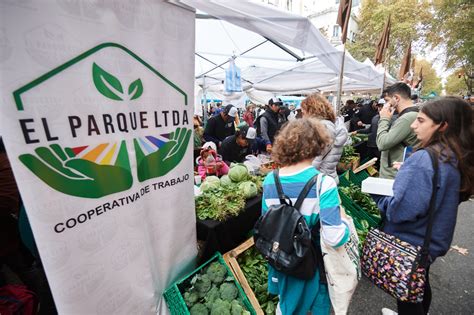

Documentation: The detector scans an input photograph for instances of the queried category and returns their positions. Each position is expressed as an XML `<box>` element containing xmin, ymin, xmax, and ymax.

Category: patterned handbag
<box><xmin>361</xmin><ymin>149</ymin><xmax>438</xmax><ymax>303</ymax></box>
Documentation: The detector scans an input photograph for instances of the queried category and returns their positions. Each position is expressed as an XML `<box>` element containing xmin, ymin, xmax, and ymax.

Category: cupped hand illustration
<box><xmin>134</xmin><ymin>128</ymin><xmax>192</xmax><ymax>182</ymax></box>
<box><xmin>18</xmin><ymin>142</ymin><xmax>133</xmax><ymax>198</ymax></box>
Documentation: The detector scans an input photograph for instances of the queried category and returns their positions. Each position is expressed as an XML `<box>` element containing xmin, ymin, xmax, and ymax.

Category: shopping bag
<box><xmin>320</xmin><ymin>214</ymin><xmax>360</xmax><ymax>314</ymax></box>
<box><xmin>224</xmin><ymin>59</ymin><xmax>242</xmax><ymax>92</ymax></box>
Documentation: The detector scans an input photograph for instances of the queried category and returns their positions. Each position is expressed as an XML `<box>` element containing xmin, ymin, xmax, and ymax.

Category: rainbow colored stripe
<box><xmin>71</xmin><ymin>134</ymin><xmax>169</xmax><ymax>165</ymax></box>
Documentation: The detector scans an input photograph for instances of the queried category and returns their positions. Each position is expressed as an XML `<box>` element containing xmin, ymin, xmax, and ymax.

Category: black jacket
<box><xmin>218</xmin><ymin>135</ymin><xmax>251</xmax><ymax>163</ymax></box>
<box><xmin>203</xmin><ymin>114</ymin><xmax>235</xmax><ymax>146</ymax></box>
<box><xmin>256</xmin><ymin>109</ymin><xmax>280</xmax><ymax>144</ymax></box>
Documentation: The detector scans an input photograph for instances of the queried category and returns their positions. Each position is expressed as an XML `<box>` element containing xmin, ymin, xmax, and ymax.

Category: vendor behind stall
<box><xmin>219</xmin><ymin>125</ymin><xmax>256</xmax><ymax>164</ymax></box>
<box><xmin>203</xmin><ymin>104</ymin><xmax>237</xmax><ymax>148</ymax></box>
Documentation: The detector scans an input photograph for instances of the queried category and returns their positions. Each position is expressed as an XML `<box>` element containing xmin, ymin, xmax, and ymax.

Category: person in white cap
<box><xmin>203</xmin><ymin>104</ymin><xmax>237</xmax><ymax>148</ymax></box>
<box><xmin>218</xmin><ymin>125</ymin><xmax>257</xmax><ymax>164</ymax></box>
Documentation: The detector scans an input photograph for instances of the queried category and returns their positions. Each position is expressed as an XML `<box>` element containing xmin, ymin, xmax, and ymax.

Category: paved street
<box><xmin>348</xmin><ymin>200</ymin><xmax>474</xmax><ymax>315</ymax></box>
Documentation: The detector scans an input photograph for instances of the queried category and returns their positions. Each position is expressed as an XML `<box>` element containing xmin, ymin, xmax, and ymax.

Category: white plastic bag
<box><xmin>316</xmin><ymin>175</ymin><xmax>360</xmax><ymax>314</ymax></box>
<box><xmin>321</xmin><ymin>215</ymin><xmax>360</xmax><ymax>314</ymax></box>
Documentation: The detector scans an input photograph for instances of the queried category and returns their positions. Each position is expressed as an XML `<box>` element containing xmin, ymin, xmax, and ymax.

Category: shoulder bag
<box><xmin>361</xmin><ymin>149</ymin><xmax>438</xmax><ymax>303</ymax></box>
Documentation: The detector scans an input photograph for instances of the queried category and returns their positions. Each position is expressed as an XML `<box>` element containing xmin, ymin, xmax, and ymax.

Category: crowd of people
<box><xmin>193</xmin><ymin>82</ymin><xmax>474</xmax><ymax>315</ymax></box>
<box><xmin>2</xmin><ymin>81</ymin><xmax>473</xmax><ymax>315</ymax></box>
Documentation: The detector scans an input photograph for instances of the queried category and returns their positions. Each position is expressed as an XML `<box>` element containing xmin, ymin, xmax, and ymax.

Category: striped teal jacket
<box><xmin>261</xmin><ymin>166</ymin><xmax>349</xmax><ymax>315</ymax></box>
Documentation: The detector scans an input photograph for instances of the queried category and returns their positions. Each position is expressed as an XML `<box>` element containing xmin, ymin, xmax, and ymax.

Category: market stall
<box><xmin>197</xmin><ymin>195</ymin><xmax>262</xmax><ymax>264</ymax></box>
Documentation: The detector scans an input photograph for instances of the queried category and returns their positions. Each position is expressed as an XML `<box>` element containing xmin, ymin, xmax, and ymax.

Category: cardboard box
<box><xmin>361</xmin><ymin>177</ymin><xmax>395</xmax><ymax>196</ymax></box>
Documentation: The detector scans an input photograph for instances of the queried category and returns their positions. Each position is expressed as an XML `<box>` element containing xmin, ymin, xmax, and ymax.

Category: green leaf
<box><xmin>92</xmin><ymin>63</ymin><xmax>123</xmax><ymax>101</ymax></box>
<box><xmin>128</xmin><ymin>78</ymin><xmax>143</xmax><ymax>100</ymax></box>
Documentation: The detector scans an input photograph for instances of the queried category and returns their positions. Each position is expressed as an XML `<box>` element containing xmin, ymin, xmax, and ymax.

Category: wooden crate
<box><xmin>223</xmin><ymin>237</ymin><xmax>264</xmax><ymax>315</ymax></box>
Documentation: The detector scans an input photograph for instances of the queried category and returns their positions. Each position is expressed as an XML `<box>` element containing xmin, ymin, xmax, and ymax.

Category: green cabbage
<box><xmin>220</xmin><ymin>175</ymin><xmax>232</xmax><ymax>187</ymax></box>
<box><xmin>200</xmin><ymin>177</ymin><xmax>221</xmax><ymax>192</ymax></box>
<box><xmin>205</xmin><ymin>176</ymin><xmax>220</xmax><ymax>183</ymax></box>
<box><xmin>228</xmin><ymin>165</ymin><xmax>248</xmax><ymax>182</ymax></box>
<box><xmin>238</xmin><ymin>181</ymin><xmax>258</xmax><ymax>199</ymax></box>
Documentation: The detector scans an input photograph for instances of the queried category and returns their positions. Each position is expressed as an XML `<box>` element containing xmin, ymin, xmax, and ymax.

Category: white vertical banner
<box><xmin>0</xmin><ymin>1</ymin><xmax>196</xmax><ymax>314</ymax></box>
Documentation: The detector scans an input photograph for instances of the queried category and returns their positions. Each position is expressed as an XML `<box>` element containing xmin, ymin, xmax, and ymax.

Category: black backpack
<box><xmin>254</xmin><ymin>170</ymin><xmax>325</xmax><ymax>280</ymax></box>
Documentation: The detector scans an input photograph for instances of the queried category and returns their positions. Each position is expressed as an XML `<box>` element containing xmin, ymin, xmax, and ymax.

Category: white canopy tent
<box><xmin>177</xmin><ymin>0</ymin><xmax>394</xmax><ymax>113</ymax></box>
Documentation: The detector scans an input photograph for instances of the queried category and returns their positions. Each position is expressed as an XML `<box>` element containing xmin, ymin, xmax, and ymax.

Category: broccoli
<box><xmin>195</xmin><ymin>274</ymin><xmax>212</xmax><ymax>298</ymax></box>
<box><xmin>219</xmin><ymin>282</ymin><xmax>239</xmax><ymax>301</ymax></box>
<box><xmin>204</xmin><ymin>285</ymin><xmax>220</xmax><ymax>309</ymax></box>
<box><xmin>206</xmin><ymin>262</ymin><xmax>227</xmax><ymax>284</ymax></box>
<box><xmin>190</xmin><ymin>303</ymin><xmax>209</xmax><ymax>315</ymax></box>
<box><xmin>210</xmin><ymin>298</ymin><xmax>231</xmax><ymax>315</ymax></box>
<box><xmin>183</xmin><ymin>290</ymin><xmax>199</xmax><ymax>308</ymax></box>
<box><xmin>231</xmin><ymin>300</ymin><xmax>243</xmax><ymax>315</ymax></box>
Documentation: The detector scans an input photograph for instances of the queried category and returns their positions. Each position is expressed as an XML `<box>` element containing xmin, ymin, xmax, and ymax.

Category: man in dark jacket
<box><xmin>203</xmin><ymin>104</ymin><xmax>237</xmax><ymax>148</ymax></box>
<box><xmin>355</xmin><ymin>99</ymin><xmax>385</xmax><ymax>167</ymax></box>
<box><xmin>350</xmin><ymin>99</ymin><xmax>379</xmax><ymax>131</ymax></box>
<box><xmin>255</xmin><ymin>98</ymin><xmax>284</xmax><ymax>152</ymax></box>
<box><xmin>219</xmin><ymin>125</ymin><xmax>257</xmax><ymax>164</ymax></box>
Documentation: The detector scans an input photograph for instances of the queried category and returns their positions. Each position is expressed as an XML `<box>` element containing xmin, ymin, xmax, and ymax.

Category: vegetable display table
<box><xmin>197</xmin><ymin>195</ymin><xmax>262</xmax><ymax>264</ymax></box>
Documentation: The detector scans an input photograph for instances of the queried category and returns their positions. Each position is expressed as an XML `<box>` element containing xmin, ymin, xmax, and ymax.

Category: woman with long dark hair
<box><xmin>374</xmin><ymin>97</ymin><xmax>473</xmax><ymax>315</ymax></box>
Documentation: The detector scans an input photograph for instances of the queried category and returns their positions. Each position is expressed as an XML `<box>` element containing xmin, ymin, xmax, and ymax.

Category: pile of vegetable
<box><xmin>196</xmin><ymin>165</ymin><xmax>263</xmax><ymax>221</ymax></box>
<box><xmin>340</xmin><ymin>145</ymin><xmax>359</xmax><ymax>164</ymax></box>
<box><xmin>181</xmin><ymin>261</ymin><xmax>251</xmax><ymax>315</ymax></box>
<box><xmin>237</xmin><ymin>247</ymin><xmax>278</xmax><ymax>314</ymax></box>
<box><xmin>339</xmin><ymin>184</ymin><xmax>381</xmax><ymax>248</ymax></box>
<box><xmin>339</xmin><ymin>184</ymin><xmax>381</xmax><ymax>218</ymax></box>
<box><xmin>350</xmin><ymin>133</ymin><xmax>368</xmax><ymax>144</ymax></box>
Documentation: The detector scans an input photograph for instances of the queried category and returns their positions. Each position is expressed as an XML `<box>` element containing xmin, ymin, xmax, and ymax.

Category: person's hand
<box><xmin>351</xmin><ymin>131</ymin><xmax>358</xmax><ymax>136</ymax></box>
<box><xmin>380</xmin><ymin>104</ymin><xmax>394</xmax><ymax>119</ymax></box>
<box><xmin>19</xmin><ymin>142</ymin><xmax>133</xmax><ymax>198</ymax></box>
<box><xmin>392</xmin><ymin>161</ymin><xmax>403</xmax><ymax>170</ymax></box>
<box><xmin>340</xmin><ymin>206</ymin><xmax>348</xmax><ymax>220</ymax></box>
<box><xmin>266</xmin><ymin>144</ymin><xmax>272</xmax><ymax>153</ymax></box>
<box><xmin>134</xmin><ymin>127</ymin><xmax>191</xmax><ymax>182</ymax></box>
<box><xmin>216</xmin><ymin>162</ymin><xmax>223</xmax><ymax>170</ymax></box>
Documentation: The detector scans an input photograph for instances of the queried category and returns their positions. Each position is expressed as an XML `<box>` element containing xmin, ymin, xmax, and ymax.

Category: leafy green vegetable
<box><xmin>195</xmin><ymin>274</ymin><xmax>212</xmax><ymax>297</ymax></box>
<box><xmin>195</xmin><ymin>185</ymin><xmax>246</xmax><ymax>221</ymax></box>
<box><xmin>207</xmin><ymin>262</ymin><xmax>227</xmax><ymax>284</ymax></box>
<box><xmin>238</xmin><ymin>181</ymin><xmax>258</xmax><ymax>199</ymax></box>
<box><xmin>195</xmin><ymin>173</ymin><xmax>263</xmax><ymax>222</ymax></box>
<box><xmin>339</xmin><ymin>184</ymin><xmax>381</xmax><ymax>217</ymax></box>
<box><xmin>184</xmin><ymin>290</ymin><xmax>199</xmax><ymax>307</ymax></box>
<box><xmin>181</xmin><ymin>261</ymin><xmax>251</xmax><ymax>315</ymax></box>
<box><xmin>340</xmin><ymin>145</ymin><xmax>358</xmax><ymax>164</ymax></box>
<box><xmin>237</xmin><ymin>247</ymin><xmax>279</xmax><ymax>314</ymax></box>
<box><xmin>220</xmin><ymin>175</ymin><xmax>233</xmax><ymax>187</ymax></box>
<box><xmin>219</xmin><ymin>282</ymin><xmax>238</xmax><ymax>301</ymax></box>
<box><xmin>228</xmin><ymin>165</ymin><xmax>249</xmax><ymax>182</ymax></box>
<box><xmin>190</xmin><ymin>303</ymin><xmax>209</xmax><ymax>315</ymax></box>
<box><xmin>231</xmin><ymin>300</ymin><xmax>244</xmax><ymax>315</ymax></box>
<box><xmin>210</xmin><ymin>298</ymin><xmax>231</xmax><ymax>315</ymax></box>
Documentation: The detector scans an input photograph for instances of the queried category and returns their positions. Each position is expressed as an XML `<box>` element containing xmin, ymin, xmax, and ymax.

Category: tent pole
<box><xmin>380</xmin><ymin>47</ymin><xmax>390</xmax><ymax>95</ymax></box>
<box><xmin>336</xmin><ymin>45</ymin><xmax>346</xmax><ymax>114</ymax></box>
<box><xmin>196</xmin><ymin>40</ymin><xmax>267</xmax><ymax>78</ymax></box>
<box><xmin>203</xmin><ymin>76</ymin><xmax>208</xmax><ymax>125</ymax></box>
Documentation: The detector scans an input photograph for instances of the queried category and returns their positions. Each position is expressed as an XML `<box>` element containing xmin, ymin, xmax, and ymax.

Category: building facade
<box><xmin>259</xmin><ymin>0</ymin><xmax>361</xmax><ymax>44</ymax></box>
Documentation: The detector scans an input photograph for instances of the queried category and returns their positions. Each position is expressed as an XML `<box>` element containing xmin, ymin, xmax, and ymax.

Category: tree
<box><xmin>346</xmin><ymin>0</ymin><xmax>431</xmax><ymax>77</ymax></box>
<box><xmin>428</xmin><ymin>0</ymin><xmax>473</xmax><ymax>94</ymax></box>
<box><xmin>445</xmin><ymin>71</ymin><xmax>469</xmax><ymax>96</ymax></box>
<box><xmin>413</xmin><ymin>59</ymin><xmax>442</xmax><ymax>97</ymax></box>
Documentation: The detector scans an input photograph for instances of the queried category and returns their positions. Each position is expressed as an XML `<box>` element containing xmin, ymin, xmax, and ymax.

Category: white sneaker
<box><xmin>381</xmin><ymin>308</ymin><xmax>398</xmax><ymax>315</ymax></box>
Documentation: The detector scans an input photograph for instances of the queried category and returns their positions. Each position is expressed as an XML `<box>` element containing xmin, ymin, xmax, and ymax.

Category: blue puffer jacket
<box><xmin>312</xmin><ymin>118</ymin><xmax>348</xmax><ymax>183</ymax></box>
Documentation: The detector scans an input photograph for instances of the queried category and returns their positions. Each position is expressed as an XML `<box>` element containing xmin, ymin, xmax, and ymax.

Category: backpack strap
<box><xmin>273</xmin><ymin>169</ymin><xmax>291</xmax><ymax>205</ymax></box>
<box><xmin>294</xmin><ymin>174</ymin><xmax>320</xmax><ymax>210</ymax></box>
